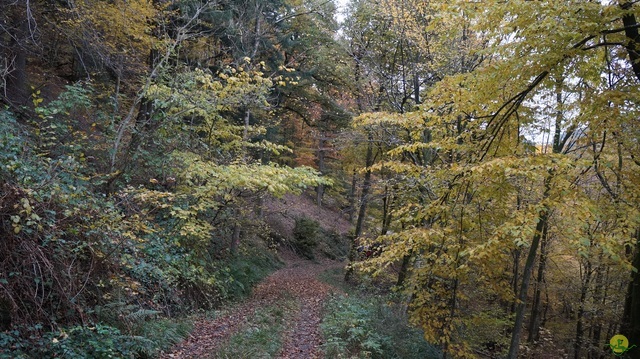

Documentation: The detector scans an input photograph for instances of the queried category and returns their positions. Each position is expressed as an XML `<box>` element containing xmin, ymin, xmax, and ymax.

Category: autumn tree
<box><xmin>340</xmin><ymin>0</ymin><xmax>483</xmax><ymax>285</ymax></box>
<box><xmin>351</xmin><ymin>1</ymin><xmax>640</xmax><ymax>358</ymax></box>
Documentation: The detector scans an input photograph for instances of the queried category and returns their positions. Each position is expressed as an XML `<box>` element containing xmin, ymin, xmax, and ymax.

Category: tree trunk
<box><xmin>316</xmin><ymin>133</ymin><xmax>326</xmax><ymax>207</ymax></box>
<box><xmin>506</xmin><ymin>187</ymin><xmax>550</xmax><ymax>359</ymax></box>
<box><xmin>381</xmin><ymin>183</ymin><xmax>393</xmax><ymax>235</ymax></box>
<box><xmin>508</xmin><ymin>74</ymin><xmax>566</xmax><ymax>359</ymax></box>
<box><xmin>510</xmin><ymin>248</ymin><xmax>521</xmax><ymax>315</ymax></box>
<box><xmin>621</xmin><ymin>1</ymin><xmax>640</xmax><ymax>82</ymax></box>
<box><xmin>622</xmin><ymin>228</ymin><xmax>640</xmax><ymax>359</ymax></box>
<box><xmin>3</xmin><ymin>1</ymin><xmax>29</xmax><ymax>105</ymax></box>
<box><xmin>574</xmin><ymin>260</ymin><xmax>592</xmax><ymax>359</ymax></box>
<box><xmin>590</xmin><ymin>259</ymin><xmax>605</xmax><ymax>359</ymax></box>
<box><xmin>413</xmin><ymin>72</ymin><xmax>420</xmax><ymax>105</ymax></box>
<box><xmin>528</xmin><ymin>222</ymin><xmax>549</xmax><ymax>342</ymax></box>
<box><xmin>345</xmin><ymin>132</ymin><xmax>374</xmax><ymax>282</ymax></box>
<box><xmin>396</xmin><ymin>252</ymin><xmax>411</xmax><ymax>287</ymax></box>
<box><xmin>442</xmin><ymin>278</ymin><xmax>459</xmax><ymax>359</ymax></box>
<box><xmin>230</xmin><ymin>207</ymin><xmax>242</xmax><ymax>254</ymax></box>
<box><xmin>348</xmin><ymin>169</ymin><xmax>357</xmax><ymax>223</ymax></box>
<box><xmin>354</xmin><ymin>134</ymin><xmax>374</xmax><ymax>239</ymax></box>
<box><xmin>510</xmin><ymin>193</ymin><xmax>523</xmax><ymax>315</ymax></box>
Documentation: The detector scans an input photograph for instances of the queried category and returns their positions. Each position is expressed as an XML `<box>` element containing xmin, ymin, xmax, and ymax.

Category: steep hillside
<box><xmin>264</xmin><ymin>193</ymin><xmax>353</xmax><ymax>260</ymax></box>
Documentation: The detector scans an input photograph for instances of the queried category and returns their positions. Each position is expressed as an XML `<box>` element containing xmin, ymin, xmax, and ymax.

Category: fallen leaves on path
<box><xmin>161</xmin><ymin>252</ymin><xmax>342</xmax><ymax>359</ymax></box>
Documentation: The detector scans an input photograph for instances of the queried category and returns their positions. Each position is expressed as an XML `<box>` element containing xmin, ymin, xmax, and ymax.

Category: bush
<box><xmin>292</xmin><ymin>217</ymin><xmax>320</xmax><ymax>259</ymax></box>
<box><xmin>0</xmin><ymin>324</ymin><xmax>152</xmax><ymax>359</ymax></box>
<box><xmin>222</xmin><ymin>247</ymin><xmax>283</xmax><ymax>299</ymax></box>
<box><xmin>321</xmin><ymin>294</ymin><xmax>442</xmax><ymax>359</ymax></box>
<box><xmin>0</xmin><ymin>318</ymin><xmax>193</xmax><ymax>359</ymax></box>
<box><xmin>321</xmin><ymin>294</ymin><xmax>388</xmax><ymax>358</ymax></box>
<box><xmin>317</xmin><ymin>228</ymin><xmax>350</xmax><ymax>260</ymax></box>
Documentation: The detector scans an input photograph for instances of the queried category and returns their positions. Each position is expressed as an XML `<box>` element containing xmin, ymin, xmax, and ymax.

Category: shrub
<box><xmin>317</xmin><ymin>228</ymin><xmax>350</xmax><ymax>260</ymax></box>
<box><xmin>321</xmin><ymin>294</ymin><xmax>442</xmax><ymax>359</ymax></box>
<box><xmin>292</xmin><ymin>217</ymin><xmax>320</xmax><ymax>259</ymax></box>
<box><xmin>222</xmin><ymin>247</ymin><xmax>283</xmax><ymax>299</ymax></box>
<box><xmin>0</xmin><ymin>318</ymin><xmax>193</xmax><ymax>359</ymax></box>
<box><xmin>321</xmin><ymin>294</ymin><xmax>389</xmax><ymax>358</ymax></box>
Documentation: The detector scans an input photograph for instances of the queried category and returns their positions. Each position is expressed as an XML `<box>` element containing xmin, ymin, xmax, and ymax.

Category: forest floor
<box><xmin>161</xmin><ymin>250</ymin><xmax>344</xmax><ymax>359</ymax></box>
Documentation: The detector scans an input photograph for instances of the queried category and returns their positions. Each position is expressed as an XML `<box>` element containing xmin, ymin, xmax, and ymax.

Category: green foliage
<box><xmin>0</xmin><ymin>324</ymin><xmax>152</xmax><ymax>359</ymax></box>
<box><xmin>321</xmin><ymin>294</ymin><xmax>442</xmax><ymax>359</ymax></box>
<box><xmin>0</xmin><ymin>110</ymin><xmax>141</xmax><ymax>325</ymax></box>
<box><xmin>222</xmin><ymin>248</ymin><xmax>284</xmax><ymax>300</ymax></box>
<box><xmin>30</xmin><ymin>82</ymin><xmax>95</xmax><ymax>158</ymax></box>
<box><xmin>0</xmin><ymin>110</ymin><xmax>190</xmax><ymax>357</ymax></box>
<box><xmin>293</xmin><ymin>217</ymin><xmax>320</xmax><ymax>259</ymax></box>
<box><xmin>0</xmin><ymin>317</ymin><xmax>192</xmax><ymax>359</ymax></box>
<box><xmin>461</xmin><ymin>310</ymin><xmax>511</xmax><ymax>357</ymax></box>
<box><xmin>137</xmin><ymin>318</ymin><xmax>193</xmax><ymax>353</ymax></box>
<box><xmin>317</xmin><ymin>229</ymin><xmax>350</xmax><ymax>260</ymax></box>
<box><xmin>321</xmin><ymin>294</ymin><xmax>387</xmax><ymax>358</ymax></box>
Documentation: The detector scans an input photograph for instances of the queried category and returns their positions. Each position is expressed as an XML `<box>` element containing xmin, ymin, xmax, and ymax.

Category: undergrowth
<box><xmin>0</xmin><ymin>243</ymin><xmax>280</xmax><ymax>358</ymax></box>
<box><xmin>0</xmin><ymin>321</ymin><xmax>190</xmax><ymax>359</ymax></box>
<box><xmin>223</xmin><ymin>246</ymin><xmax>283</xmax><ymax>300</ymax></box>
<box><xmin>292</xmin><ymin>217</ymin><xmax>320</xmax><ymax>259</ymax></box>
<box><xmin>319</xmin><ymin>268</ymin><xmax>442</xmax><ymax>359</ymax></box>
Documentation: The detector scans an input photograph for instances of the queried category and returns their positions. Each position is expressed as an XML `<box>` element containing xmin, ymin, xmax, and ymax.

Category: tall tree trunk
<box><xmin>508</xmin><ymin>74</ymin><xmax>566</xmax><ymax>359</ymax></box>
<box><xmin>345</xmin><ymin>132</ymin><xmax>374</xmax><ymax>282</ymax></box>
<box><xmin>230</xmin><ymin>207</ymin><xmax>242</xmax><ymax>254</ymax></box>
<box><xmin>510</xmin><ymin>193</ymin><xmax>523</xmax><ymax>315</ymax></box>
<box><xmin>316</xmin><ymin>133</ymin><xmax>326</xmax><ymax>206</ymax></box>
<box><xmin>380</xmin><ymin>182</ymin><xmax>393</xmax><ymax>235</ymax></box>
<box><xmin>442</xmin><ymin>278</ymin><xmax>459</xmax><ymax>359</ymax></box>
<box><xmin>622</xmin><ymin>229</ymin><xmax>640</xmax><ymax>359</ymax></box>
<box><xmin>528</xmin><ymin>222</ymin><xmax>549</xmax><ymax>342</ymax></box>
<box><xmin>413</xmin><ymin>72</ymin><xmax>420</xmax><ymax>105</ymax></box>
<box><xmin>620</xmin><ymin>1</ymin><xmax>640</xmax><ymax>82</ymax></box>
<box><xmin>590</xmin><ymin>259</ymin><xmax>605</xmax><ymax>359</ymax></box>
<box><xmin>617</xmin><ymin>3</ymin><xmax>640</xmax><ymax>344</ymax></box>
<box><xmin>397</xmin><ymin>250</ymin><xmax>412</xmax><ymax>287</ymax></box>
<box><xmin>3</xmin><ymin>1</ymin><xmax>29</xmax><ymax>105</ymax></box>
<box><xmin>510</xmin><ymin>248</ymin><xmax>521</xmax><ymax>315</ymax></box>
<box><xmin>354</xmin><ymin>135</ymin><xmax>373</xmax><ymax>239</ymax></box>
<box><xmin>348</xmin><ymin>169</ymin><xmax>357</xmax><ymax>223</ymax></box>
<box><xmin>507</xmin><ymin>182</ymin><xmax>551</xmax><ymax>359</ymax></box>
<box><xmin>574</xmin><ymin>259</ymin><xmax>593</xmax><ymax>359</ymax></box>
<box><xmin>108</xmin><ymin>14</ymin><xmax>162</xmax><ymax>193</ymax></box>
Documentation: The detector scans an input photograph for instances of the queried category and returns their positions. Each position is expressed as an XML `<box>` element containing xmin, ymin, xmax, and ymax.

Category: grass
<box><xmin>211</xmin><ymin>297</ymin><xmax>299</xmax><ymax>358</ymax></box>
<box><xmin>134</xmin><ymin>317</ymin><xmax>193</xmax><ymax>354</ymax></box>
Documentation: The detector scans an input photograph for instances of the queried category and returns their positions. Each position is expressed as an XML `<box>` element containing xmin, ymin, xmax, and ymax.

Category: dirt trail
<box><xmin>162</xmin><ymin>253</ymin><xmax>342</xmax><ymax>359</ymax></box>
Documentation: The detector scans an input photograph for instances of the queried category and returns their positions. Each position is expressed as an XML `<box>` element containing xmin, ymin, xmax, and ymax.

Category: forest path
<box><xmin>162</xmin><ymin>251</ymin><xmax>343</xmax><ymax>359</ymax></box>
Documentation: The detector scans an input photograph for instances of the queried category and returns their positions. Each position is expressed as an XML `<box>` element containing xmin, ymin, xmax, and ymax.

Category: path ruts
<box><xmin>162</xmin><ymin>253</ymin><xmax>341</xmax><ymax>359</ymax></box>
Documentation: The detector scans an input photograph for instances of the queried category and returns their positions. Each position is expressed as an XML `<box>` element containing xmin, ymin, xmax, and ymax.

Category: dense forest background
<box><xmin>1</xmin><ymin>0</ymin><xmax>640</xmax><ymax>358</ymax></box>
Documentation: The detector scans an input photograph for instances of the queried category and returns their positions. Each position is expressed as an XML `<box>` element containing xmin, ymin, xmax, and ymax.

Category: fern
<box><xmin>135</xmin><ymin>318</ymin><xmax>193</xmax><ymax>352</ymax></box>
<box><xmin>125</xmin><ymin>335</ymin><xmax>159</xmax><ymax>358</ymax></box>
<box><xmin>124</xmin><ymin>309</ymin><xmax>161</xmax><ymax>323</ymax></box>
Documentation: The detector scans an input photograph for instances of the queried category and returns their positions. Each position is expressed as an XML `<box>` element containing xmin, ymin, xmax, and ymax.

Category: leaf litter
<box><xmin>162</xmin><ymin>251</ymin><xmax>342</xmax><ymax>359</ymax></box>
